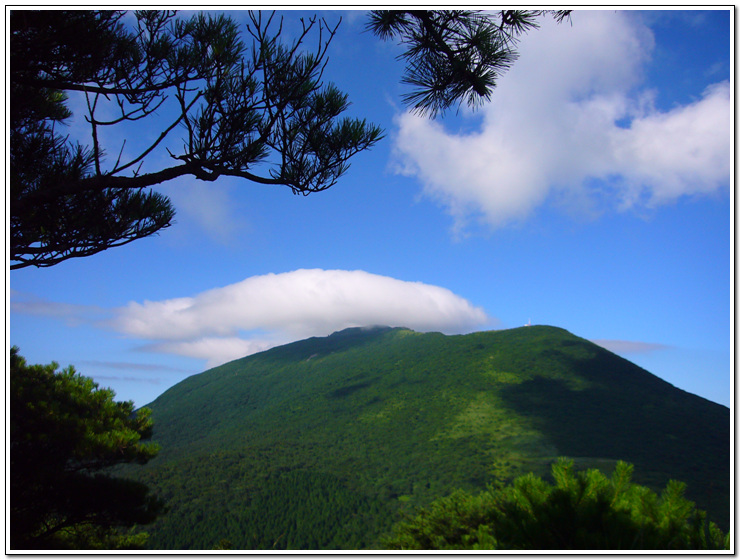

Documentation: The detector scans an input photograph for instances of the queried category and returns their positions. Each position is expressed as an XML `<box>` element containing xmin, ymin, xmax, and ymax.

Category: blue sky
<box><xmin>9</xmin><ymin>9</ymin><xmax>732</xmax><ymax>408</ymax></box>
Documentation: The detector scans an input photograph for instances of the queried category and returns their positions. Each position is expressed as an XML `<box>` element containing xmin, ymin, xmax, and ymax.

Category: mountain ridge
<box><xmin>132</xmin><ymin>325</ymin><xmax>729</xmax><ymax>549</ymax></box>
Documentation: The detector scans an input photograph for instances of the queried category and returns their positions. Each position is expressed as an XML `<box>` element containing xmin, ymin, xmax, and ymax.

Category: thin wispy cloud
<box><xmin>93</xmin><ymin>375</ymin><xmax>164</xmax><ymax>385</ymax></box>
<box><xmin>79</xmin><ymin>360</ymin><xmax>193</xmax><ymax>373</ymax></box>
<box><xmin>392</xmin><ymin>11</ymin><xmax>730</xmax><ymax>233</ymax></box>
<box><xmin>159</xmin><ymin>176</ymin><xmax>247</xmax><ymax>245</ymax></box>
<box><xmin>592</xmin><ymin>339</ymin><xmax>670</xmax><ymax>355</ymax></box>
<box><xmin>10</xmin><ymin>289</ymin><xmax>108</xmax><ymax>326</ymax></box>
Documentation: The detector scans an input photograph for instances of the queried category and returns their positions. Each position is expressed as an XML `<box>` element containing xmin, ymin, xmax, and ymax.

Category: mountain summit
<box><xmin>133</xmin><ymin>325</ymin><xmax>729</xmax><ymax>549</ymax></box>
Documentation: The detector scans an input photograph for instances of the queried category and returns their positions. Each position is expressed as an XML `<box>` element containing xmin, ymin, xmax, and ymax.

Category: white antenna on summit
<box><xmin>526</xmin><ymin>318</ymin><xmax>531</xmax><ymax>327</ymax></box>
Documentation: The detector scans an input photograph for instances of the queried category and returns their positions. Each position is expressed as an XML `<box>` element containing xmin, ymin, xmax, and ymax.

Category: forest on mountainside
<box><xmin>124</xmin><ymin>326</ymin><xmax>729</xmax><ymax>549</ymax></box>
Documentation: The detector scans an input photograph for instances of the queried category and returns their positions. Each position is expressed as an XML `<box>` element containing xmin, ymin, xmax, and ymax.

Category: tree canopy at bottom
<box><xmin>382</xmin><ymin>458</ymin><xmax>729</xmax><ymax>550</ymax></box>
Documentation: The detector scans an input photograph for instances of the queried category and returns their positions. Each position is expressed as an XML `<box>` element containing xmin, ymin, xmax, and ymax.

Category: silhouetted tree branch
<box><xmin>10</xmin><ymin>10</ymin><xmax>383</xmax><ymax>269</ymax></box>
<box><xmin>367</xmin><ymin>9</ymin><xmax>572</xmax><ymax>116</ymax></box>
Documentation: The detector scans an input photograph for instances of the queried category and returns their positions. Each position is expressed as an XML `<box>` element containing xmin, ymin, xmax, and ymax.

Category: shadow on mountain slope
<box><xmin>499</xmin><ymin>345</ymin><xmax>729</xmax><ymax>531</ymax></box>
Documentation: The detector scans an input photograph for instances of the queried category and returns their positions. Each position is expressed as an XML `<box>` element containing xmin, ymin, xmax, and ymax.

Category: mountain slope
<box><xmin>132</xmin><ymin>326</ymin><xmax>729</xmax><ymax>549</ymax></box>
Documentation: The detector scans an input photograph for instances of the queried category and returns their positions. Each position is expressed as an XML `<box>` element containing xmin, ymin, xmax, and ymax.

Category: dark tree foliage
<box><xmin>9</xmin><ymin>347</ymin><xmax>164</xmax><ymax>549</ymax></box>
<box><xmin>382</xmin><ymin>458</ymin><xmax>729</xmax><ymax>550</ymax></box>
<box><xmin>10</xmin><ymin>10</ymin><xmax>383</xmax><ymax>269</ymax></box>
<box><xmin>367</xmin><ymin>10</ymin><xmax>571</xmax><ymax>116</ymax></box>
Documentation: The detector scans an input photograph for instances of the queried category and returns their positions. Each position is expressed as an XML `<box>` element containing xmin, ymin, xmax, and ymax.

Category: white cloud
<box><xmin>392</xmin><ymin>11</ymin><xmax>730</xmax><ymax>232</ymax></box>
<box><xmin>146</xmin><ymin>337</ymin><xmax>279</xmax><ymax>369</ymax></box>
<box><xmin>612</xmin><ymin>81</ymin><xmax>731</xmax><ymax>207</ymax></box>
<box><xmin>12</xmin><ymin>271</ymin><xmax>490</xmax><ymax>367</ymax></box>
<box><xmin>112</xmin><ymin>269</ymin><xmax>491</xmax><ymax>366</ymax></box>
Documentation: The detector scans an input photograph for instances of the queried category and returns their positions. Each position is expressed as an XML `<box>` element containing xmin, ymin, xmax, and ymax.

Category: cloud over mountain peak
<box><xmin>112</xmin><ymin>269</ymin><xmax>491</xmax><ymax>367</ymax></box>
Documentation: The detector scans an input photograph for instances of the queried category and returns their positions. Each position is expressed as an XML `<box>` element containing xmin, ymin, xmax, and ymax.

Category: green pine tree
<box><xmin>9</xmin><ymin>347</ymin><xmax>164</xmax><ymax>549</ymax></box>
<box><xmin>382</xmin><ymin>458</ymin><xmax>729</xmax><ymax>550</ymax></box>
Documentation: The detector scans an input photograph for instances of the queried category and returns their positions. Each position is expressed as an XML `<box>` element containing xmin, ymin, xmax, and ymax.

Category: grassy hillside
<box><xmin>130</xmin><ymin>325</ymin><xmax>729</xmax><ymax>549</ymax></box>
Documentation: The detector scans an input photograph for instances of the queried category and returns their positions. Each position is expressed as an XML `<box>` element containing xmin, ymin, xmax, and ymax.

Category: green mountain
<box><xmin>131</xmin><ymin>325</ymin><xmax>729</xmax><ymax>550</ymax></box>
